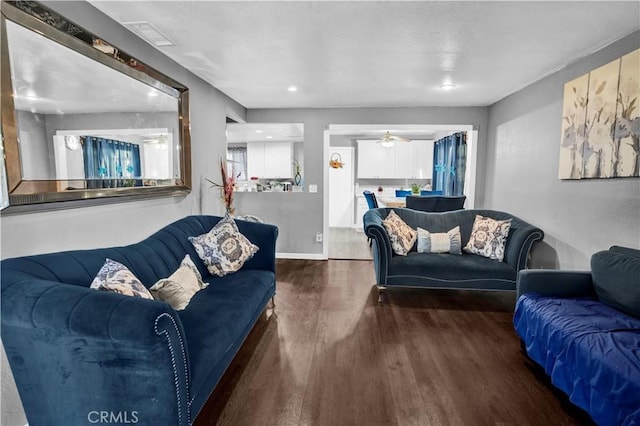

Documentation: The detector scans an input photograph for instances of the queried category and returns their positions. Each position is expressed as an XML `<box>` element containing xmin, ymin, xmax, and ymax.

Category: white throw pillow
<box><xmin>417</xmin><ymin>226</ymin><xmax>462</xmax><ymax>254</ymax></box>
<box><xmin>150</xmin><ymin>255</ymin><xmax>208</xmax><ymax>310</ymax></box>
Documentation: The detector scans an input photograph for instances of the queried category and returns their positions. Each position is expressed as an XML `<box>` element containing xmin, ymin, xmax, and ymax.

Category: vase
<box><xmin>294</xmin><ymin>171</ymin><xmax>302</xmax><ymax>186</ymax></box>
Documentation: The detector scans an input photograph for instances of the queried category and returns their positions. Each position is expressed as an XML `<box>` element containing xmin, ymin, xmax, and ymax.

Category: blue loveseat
<box><xmin>363</xmin><ymin>208</ymin><xmax>544</xmax><ymax>300</ymax></box>
<box><xmin>514</xmin><ymin>246</ymin><xmax>640</xmax><ymax>425</ymax></box>
<box><xmin>1</xmin><ymin>215</ymin><xmax>278</xmax><ymax>426</ymax></box>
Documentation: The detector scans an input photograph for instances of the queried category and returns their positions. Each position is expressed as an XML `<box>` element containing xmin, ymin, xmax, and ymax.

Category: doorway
<box><xmin>322</xmin><ymin>124</ymin><xmax>478</xmax><ymax>260</ymax></box>
<box><xmin>327</xmin><ymin>147</ymin><xmax>371</xmax><ymax>259</ymax></box>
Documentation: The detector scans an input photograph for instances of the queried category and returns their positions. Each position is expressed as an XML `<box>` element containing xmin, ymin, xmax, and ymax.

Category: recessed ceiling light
<box><xmin>287</xmin><ymin>86</ymin><xmax>298</xmax><ymax>92</ymax></box>
<box><xmin>255</xmin><ymin>130</ymin><xmax>263</xmax><ymax>133</ymax></box>
<box><xmin>266</xmin><ymin>136</ymin><xmax>273</xmax><ymax>139</ymax></box>
<box><xmin>439</xmin><ymin>83</ymin><xmax>457</xmax><ymax>90</ymax></box>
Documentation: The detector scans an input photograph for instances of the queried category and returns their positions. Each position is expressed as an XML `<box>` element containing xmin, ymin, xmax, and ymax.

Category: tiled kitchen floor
<box><xmin>328</xmin><ymin>227</ymin><xmax>373</xmax><ymax>260</ymax></box>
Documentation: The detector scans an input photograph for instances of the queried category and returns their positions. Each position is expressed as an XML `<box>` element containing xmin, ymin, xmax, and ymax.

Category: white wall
<box><xmin>484</xmin><ymin>31</ymin><xmax>640</xmax><ymax>269</ymax></box>
<box><xmin>0</xmin><ymin>2</ymin><xmax>246</xmax><ymax>424</ymax></box>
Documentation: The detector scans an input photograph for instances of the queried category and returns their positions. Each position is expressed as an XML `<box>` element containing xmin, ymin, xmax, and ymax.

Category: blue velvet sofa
<box><xmin>514</xmin><ymin>246</ymin><xmax>640</xmax><ymax>425</ymax></box>
<box><xmin>1</xmin><ymin>215</ymin><xmax>278</xmax><ymax>426</ymax></box>
<box><xmin>363</xmin><ymin>208</ymin><xmax>544</xmax><ymax>300</ymax></box>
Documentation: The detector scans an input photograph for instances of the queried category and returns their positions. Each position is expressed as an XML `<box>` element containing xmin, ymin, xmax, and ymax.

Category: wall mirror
<box><xmin>226</xmin><ymin>123</ymin><xmax>304</xmax><ymax>192</ymax></box>
<box><xmin>1</xmin><ymin>1</ymin><xmax>191</xmax><ymax>212</ymax></box>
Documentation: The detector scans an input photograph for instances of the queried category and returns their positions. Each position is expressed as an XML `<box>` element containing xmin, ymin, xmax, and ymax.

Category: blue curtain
<box><xmin>82</xmin><ymin>136</ymin><xmax>142</xmax><ymax>189</ymax></box>
<box><xmin>432</xmin><ymin>132</ymin><xmax>467</xmax><ymax>196</ymax></box>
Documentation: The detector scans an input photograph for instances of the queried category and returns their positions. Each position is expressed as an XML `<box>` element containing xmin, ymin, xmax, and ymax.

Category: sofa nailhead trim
<box><xmin>155</xmin><ymin>312</ymin><xmax>189</xmax><ymax>425</ymax></box>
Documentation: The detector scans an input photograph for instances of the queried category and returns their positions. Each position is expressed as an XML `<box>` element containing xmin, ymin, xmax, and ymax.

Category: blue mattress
<box><xmin>514</xmin><ymin>294</ymin><xmax>640</xmax><ymax>426</ymax></box>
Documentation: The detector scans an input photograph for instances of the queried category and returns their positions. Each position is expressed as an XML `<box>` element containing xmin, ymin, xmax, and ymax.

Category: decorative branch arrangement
<box><xmin>207</xmin><ymin>158</ymin><xmax>237</xmax><ymax>214</ymax></box>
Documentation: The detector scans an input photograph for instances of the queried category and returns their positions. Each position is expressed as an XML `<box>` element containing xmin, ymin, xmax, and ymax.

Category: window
<box><xmin>227</xmin><ymin>147</ymin><xmax>247</xmax><ymax>181</ymax></box>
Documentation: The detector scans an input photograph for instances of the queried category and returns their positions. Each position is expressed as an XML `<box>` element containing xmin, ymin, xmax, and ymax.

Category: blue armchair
<box><xmin>514</xmin><ymin>246</ymin><xmax>640</xmax><ymax>424</ymax></box>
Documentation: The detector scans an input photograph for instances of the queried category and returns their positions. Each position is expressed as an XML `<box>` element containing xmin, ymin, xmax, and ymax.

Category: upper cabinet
<box><xmin>356</xmin><ymin>142</ymin><xmax>395</xmax><ymax>178</ymax></box>
<box><xmin>357</xmin><ymin>140</ymin><xmax>433</xmax><ymax>179</ymax></box>
<box><xmin>247</xmin><ymin>142</ymin><xmax>293</xmax><ymax>179</ymax></box>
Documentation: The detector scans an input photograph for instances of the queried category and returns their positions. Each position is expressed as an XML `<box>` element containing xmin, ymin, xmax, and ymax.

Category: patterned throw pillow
<box><xmin>382</xmin><ymin>210</ymin><xmax>417</xmax><ymax>256</ymax></box>
<box><xmin>463</xmin><ymin>215</ymin><xmax>512</xmax><ymax>262</ymax></box>
<box><xmin>150</xmin><ymin>255</ymin><xmax>208</xmax><ymax>310</ymax></box>
<box><xmin>90</xmin><ymin>258</ymin><xmax>153</xmax><ymax>299</ymax></box>
<box><xmin>189</xmin><ymin>214</ymin><xmax>259</xmax><ymax>277</ymax></box>
<box><xmin>417</xmin><ymin>226</ymin><xmax>462</xmax><ymax>254</ymax></box>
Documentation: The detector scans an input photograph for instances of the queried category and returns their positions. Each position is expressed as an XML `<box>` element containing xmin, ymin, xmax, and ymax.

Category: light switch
<box><xmin>309</xmin><ymin>184</ymin><xmax>318</xmax><ymax>193</ymax></box>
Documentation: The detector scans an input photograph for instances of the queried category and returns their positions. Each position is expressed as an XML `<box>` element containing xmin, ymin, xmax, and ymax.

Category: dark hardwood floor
<box><xmin>195</xmin><ymin>259</ymin><xmax>590</xmax><ymax>426</ymax></box>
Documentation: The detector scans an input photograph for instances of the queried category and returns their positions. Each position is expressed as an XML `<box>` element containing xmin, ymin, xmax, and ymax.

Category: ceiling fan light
<box><xmin>380</xmin><ymin>140</ymin><xmax>395</xmax><ymax>148</ymax></box>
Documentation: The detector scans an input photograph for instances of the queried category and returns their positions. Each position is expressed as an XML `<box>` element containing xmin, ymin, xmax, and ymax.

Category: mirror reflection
<box><xmin>1</xmin><ymin>1</ymin><xmax>190</xmax><ymax>210</ymax></box>
<box><xmin>226</xmin><ymin>123</ymin><xmax>304</xmax><ymax>192</ymax></box>
<box><xmin>7</xmin><ymin>19</ymin><xmax>180</xmax><ymax>189</ymax></box>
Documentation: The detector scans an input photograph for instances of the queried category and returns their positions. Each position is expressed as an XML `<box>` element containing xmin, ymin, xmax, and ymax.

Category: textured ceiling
<box><xmin>89</xmin><ymin>1</ymin><xmax>639</xmax><ymax>109</ymax></box>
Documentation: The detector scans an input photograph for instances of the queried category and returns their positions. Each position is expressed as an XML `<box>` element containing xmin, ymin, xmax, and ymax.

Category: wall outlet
<box><xmin>315</xmin><ymin>232</ymin><xmax>323</xmax><ymax>242</ymax></box>
<box><xmin>309</xmin><ymin>184</ymin><xmax>318</xmax><ymax>193</ymax></box>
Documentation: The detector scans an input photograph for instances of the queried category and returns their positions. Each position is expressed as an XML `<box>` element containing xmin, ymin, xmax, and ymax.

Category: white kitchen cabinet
<box><xmin>247</xmin><ymin>142</ymin><xmax>292</xmax><ymax>179</ymax></box>
<box><xmin>356</xmin><ymin>140</ymin><xmax>395</xmax><ymax>178</ymax></box>
<box><xmin>357</xmin><ymin>139</ymin><xmax>434</xmax><ymax>179</ymax></box>
<box><xmin>393</xmin><ymin>142</ymin><xmax>414</xmax><ymax>178</ymax></box>
<box><xmin>247</xmin><ymin>142</ymin><xmax>265</xmax><ymax>178</ymax></box>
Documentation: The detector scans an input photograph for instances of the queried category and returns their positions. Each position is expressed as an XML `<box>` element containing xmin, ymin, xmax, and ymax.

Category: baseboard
<box><xmin>276</xmin><ymin>252</ymin><xmax>327</xmax><ymax>260</ymax></box>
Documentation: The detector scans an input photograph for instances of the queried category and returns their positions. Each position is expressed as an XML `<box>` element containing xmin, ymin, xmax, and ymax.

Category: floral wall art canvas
<box><xmin>583</xmin><ymin>59</ymin><xmax>619</xmax><ymax>178</ymax></box>
<box><xmin>613</xmin><ymin>49</ymin><xmax>640</xmax><ymax>177</ymax></box>
<box><xmin>559</xmin><ymin>48</ymin><xmax>639</xmax><ymax>179</ymax></box>
<box><xmin>559</xmin><ymin>74</ymin><xmax>589</xmax><ymax>179</ymax></box>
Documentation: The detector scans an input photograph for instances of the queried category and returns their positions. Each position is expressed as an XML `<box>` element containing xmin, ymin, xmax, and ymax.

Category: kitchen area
<box><xmin>224</xmin><ymin>122</ymin><xmax>471</xmax><ymax>260</ymax></box>
<box><xmin>327</xmin><ymin>132</ymin><xmax>441</xmax><ymax>260</ymax></box>
<box><xmin>329</xmin><ymin>135</ymin><xmax>435</xmax><ymax>231</ymax></box>
<box><xmin>226</xmin><ymin>122</ymin><xmax>305</xmax><ymax>193</ymax></box>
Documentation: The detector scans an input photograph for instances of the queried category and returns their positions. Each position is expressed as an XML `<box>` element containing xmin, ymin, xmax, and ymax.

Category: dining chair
<box><xmin>436</xmin><ymin>196</ymin><xmax>467</xmax><ymax>212</ymax></box>
<box><xmin>362</xmin><ymin>191</ymin><xmax>379</xmax><ymax>246</ymax></box>
<box><xmin>405</xmin><ymin>195</ymin><xmax>466</xmax><ymax>212</ymax></box>
<box><xmin>363</xmin><ymin>190</ymin><xmax>379</xmax><ymax>209</ymax></box>
<box><xmin>395</xmin><ymin>189</ymin><xmax>413</xmax><ymax>197</ymax></box>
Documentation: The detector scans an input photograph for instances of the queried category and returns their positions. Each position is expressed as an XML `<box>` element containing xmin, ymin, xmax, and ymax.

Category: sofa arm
<box><xmin>504</xmin><ymin>224</ymin><xmax>544</xmax><ymax>271</ymax></box>
<box><xmin>1</xmin><ymin>278</ymin><xmax>190</xmax><ymax>426</ymax></box>
<box><xmin>236</xmin><ymin>220</ymin><xmax>278</xmax><ymax>273</ymax></box>
<box><xmin>516</xmin><ymin>269</ymin><xmax>595</xmax><ymax>300</ymax></box>
<box><xmin>364</xmin><ymin>208</ymin><xmax>393</xmax><ymax>285</ymax></box>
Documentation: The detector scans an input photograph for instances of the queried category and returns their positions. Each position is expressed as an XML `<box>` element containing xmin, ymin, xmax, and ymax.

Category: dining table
<box><xmin>379</xmin><ymin>197</ymin><xmax>407</xmax><ymax>208</ymax></box>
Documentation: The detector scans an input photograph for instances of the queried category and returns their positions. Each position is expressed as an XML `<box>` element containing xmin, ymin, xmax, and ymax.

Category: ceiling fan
<box><xmin>378</xmin><ymin>131</ymin><xmax>410</xmax><ymax>147</ymax></box>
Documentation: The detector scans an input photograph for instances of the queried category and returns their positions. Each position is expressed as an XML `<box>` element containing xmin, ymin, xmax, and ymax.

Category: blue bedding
<box><xmin>514</xmin><ymin>294</ymin><xmax>640</xmax><ymax>426</ymax></box>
